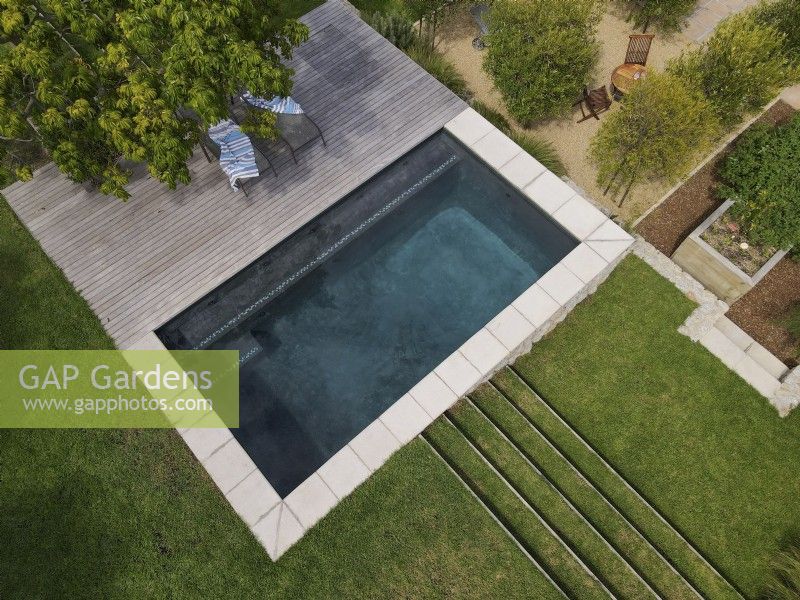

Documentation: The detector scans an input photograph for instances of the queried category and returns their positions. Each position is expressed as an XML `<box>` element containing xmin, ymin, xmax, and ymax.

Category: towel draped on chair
<box><xmin>242</xmin><ymin>92</ymin><xmax>305</xmax><ymax>115</ymax></box>
<box><xmin>207</xmin><ymin>119</ymin><xmax>260</xmax><ymax>191</ymax></box>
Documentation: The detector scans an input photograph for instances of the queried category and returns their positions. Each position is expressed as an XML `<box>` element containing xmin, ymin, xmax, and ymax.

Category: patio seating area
<box><xmin>0</xmin><ymin>0</ymin><xmax>464</xmax><ymax>349</ymax></box>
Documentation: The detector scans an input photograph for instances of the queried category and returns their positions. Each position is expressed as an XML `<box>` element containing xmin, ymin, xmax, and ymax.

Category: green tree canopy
<box><xmin>668</xmin><ymin>10</ymin><xmax>793</xmax><ymax>128</ymax></box>
<box><xmin>590</xmin><ymin>71</ymin><xmax>720</xmax><ymax>198</ymax></box>
<box><xmin>0</xmin><ymin>0</ymin><xmax>308</xmax><ymax>198</ymax></box>
<box><xmin>484</xmin><ymin>0</ymin><xmax>601</xmax><ymax>125</ymax></box>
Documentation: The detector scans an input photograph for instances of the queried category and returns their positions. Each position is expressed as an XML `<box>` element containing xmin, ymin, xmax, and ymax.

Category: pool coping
<box><xmin>125</xmin><ymin>106</ymin><xmax>634</xmax><ymax>561</ymax></box>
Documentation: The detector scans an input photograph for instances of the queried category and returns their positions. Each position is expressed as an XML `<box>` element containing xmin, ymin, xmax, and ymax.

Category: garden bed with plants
<box><xmin>637</xmin><ymin>100</ymin><xmax>800</xmax><ymax>364</ymax></box>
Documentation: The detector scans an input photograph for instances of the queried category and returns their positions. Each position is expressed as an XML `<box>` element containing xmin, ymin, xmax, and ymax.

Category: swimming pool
<box><xmin>158</xmin><ymin>131</ymin><xmax>577</xmax><ymax>497</ymax></box>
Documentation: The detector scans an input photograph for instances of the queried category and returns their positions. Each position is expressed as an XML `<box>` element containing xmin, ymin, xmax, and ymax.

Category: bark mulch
<box><xmin>635</xmin><ymin>100</ymin><xmax>799</xmax><ymax>367</ymax></box>
<box><xmin>727</xmin><ymin>257</ymin><xmax>800</xmax><ymax>368</ymax></box>
<box><xmin>635</xmin><ymin>100</ymin><xmax>797</xmax><ymax>256</ymax></box>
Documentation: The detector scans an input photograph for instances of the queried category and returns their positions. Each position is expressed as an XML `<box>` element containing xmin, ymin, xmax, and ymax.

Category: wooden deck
<box><xmin>2</xmin><ymin>0</ymin><xmax>466</xmax><ymax>348</ymax></box>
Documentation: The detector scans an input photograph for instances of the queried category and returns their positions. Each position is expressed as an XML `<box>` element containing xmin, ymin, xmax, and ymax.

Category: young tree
<box><xmin>625</xmin><ymin>0</ymin><xmax>697</xmax><ymax>33</ymax></box>
<box><xmin>484</xmin><ymin>0</ymin><xmax>601</xmax><ymax>125</ymax></box>
<box><xmin>590</xmin><ymin>71</ymin><xmax>720</xmax><ymax>201</ymax></box>
<box><xmin>0</xmin><ymin>0</ymin><xmax>308</xmax><ymax>198</ymax></box>
<box><xmin>668</xmin><ymin>10</ymin><xmax>793</xmax><ymax>128</ymax></box>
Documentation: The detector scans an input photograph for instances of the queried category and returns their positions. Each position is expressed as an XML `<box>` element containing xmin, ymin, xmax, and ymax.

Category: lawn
<box><xmin>0</xmin><ymin>194</ymin><xmax>553</xmax><ymax>598</ymax></box>
<box><xmin>515</xmin><ymin>256</ymin><xmax>800</xmax><ymax>597</ymax></box>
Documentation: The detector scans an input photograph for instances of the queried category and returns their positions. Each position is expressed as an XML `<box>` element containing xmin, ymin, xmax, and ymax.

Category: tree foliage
<box><xmin>0</xmin><ymin>0</ymin><xmax>308</xmax><ymax>198</ymax></box>
<box><xmin>625</xmin><ymin>0</ymin><xmax>697</xmax><ymax>33</ymax></box>
<box><xmin>590</xmin><ymin>71</ymin><xmax>720</xmax><ymax>196</ymax></box>
<box><xmin>718</xmin><ymin>114</ymin><xmax>800</xmax><ymax>250</ymax></box>
<box><xmin>668</xmin><ymin>10</ymin><xmax>793</xmax><ymax>128</ymax></box>
<box><xmin>484</xmin><ymin>0</ymin><xmax>601</xmax><ymax>125</ymax></box>
<box><xmin>754</xmin><ymin>0</ymin><xmax>800</xmax><ymax>65</ymax></box>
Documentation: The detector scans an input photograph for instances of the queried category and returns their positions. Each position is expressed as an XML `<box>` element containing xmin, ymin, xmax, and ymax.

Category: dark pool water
<box><xmin>158</xmin><ymin>132</ymin><xmax>576</xmax><ymax>496</ymax></box>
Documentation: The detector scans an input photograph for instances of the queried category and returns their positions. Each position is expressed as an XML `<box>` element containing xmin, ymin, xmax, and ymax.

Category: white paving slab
<box><xmin>469</xmin><ymin>128</ymin><xmax>522</xmax><ymax>169</ymax></box>
<box><xmin>499</xmin><ymin>152</ymin><xmax>546</xmax><ymax>189</ymax></box>
<box><xmin>409</xmin><ymin>372</ymin><xmax>458</xmax><ymax>419</ymax></box>
<box><xmin>275</xmin><ymin>505</ymin><xmax>306</xmax><ymax>557</ymax></box>
<box><xmin>734</xmin><ymin>355</ymin><xmax>782</xmax><ymax>398</ymax></box>
<box><xmin>700</xmin><ymin>327</ymin><xmax>746</xmax><ymax>371</ymax></box>
<box><xmin>715</xmin><ymin>317</ymin><xmax>752</xmax><ymax>350</ymax></box>
<box><xmin>251</xmin><ymin>504</ymin><xmax>282</xmax><ymax>557</ymax></box>
<box><xmin>486</xmin><ymin>305</ymin><xmax>536</xmax><ymax>352</ymax></box>
<box><xmin>202</xmin><ymin>438</ymin><xmax>257</xmax><ymax>494</ymax></box>
<box><xmin>562</xmin><ymin>243</ymin><xmax>609</xmax><ymax>283</ymax></box>
<box><xmin>348</xmin><ymin>419</ymin><xmax>401</xmax><ymax>471</ymax></box>
<box><xmin>284</xmin><ymin>473</ymin><xmax>338</xmax><ymax>529</ymax></box>
<box><xmin>460</xmin><ymin>328</ymin><xmax>509</xmax><ymax>373</ymax></box>
<box><xmin>317</xmin><ymin>445</ymin><xmax>371</xmax><ymax>500</ymax></box>
<box><xmin>434</xmin><ymin>351</ymin><xmax>483</xmax><ymax>397</ymax></box>
<box><xmin>444</xmin><ymin>107</ymin><xmax>494</xmax><ymax>145</ymax></box>
<box><xmin>746</xmin><ymin>342</ymin><xmax>789</xmax><ymax>380</ymax></box>
<box><xmin>523</xmin><ymin>172</ymin><xmax>575</xmax><ymax>215</ymax></box>
<box><xmin>536</xmin><ymin>263</ymin><xmax>585</xmax><ymax>306</ymax></box>
<box><xmin>180</xmin><ymin>427</ymin><xmax>233</xmax><ymax>462</ymax></box>
<box><xmin>513</xmin><ymin>284</ymin><xmax>561</xmax><ymax>327</ymax></box>
<box><xmin>380</xmin><ymin>394</ymin><xmax>433</xmax><ymax>443</ymax></box>
<box><xmin>226</xmin><ymin>469</ymin><xmax>281</xmax><ymax>527</ymax></box>
<box><xmin>586</xmin><ymin>239</ymin><xmax>635</xmax><ymax>262</ymax></box>
<box><xmin>588</xmin><ymin>219</ymin><xmax>633</xmax><ymax>242</ymax></box>
<box><xmin>552</xmin><ymin>196</ymin><xmax>608</xmax><ymax>240</ymax></box>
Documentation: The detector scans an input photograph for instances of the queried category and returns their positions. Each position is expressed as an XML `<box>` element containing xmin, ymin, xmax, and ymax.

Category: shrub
<box><xmin>484</xmin><ymin>0</ymin><xmax>601</xmax><ymax>125</ymax></box>
<box><xmin>764</xmin><ymin>534</ymin><xmax>800</xmax><ymax>599</ymax></box>
<box><xmin>668</xmin><ymin>11</ymin><xmax>793</xmax><ymax>127</ymax></box>
<box><xmin>470</xmin><ymin>100</ymin><xmax>512</xmax><ymax>133</ymax></box>
<box><xmin>754</xmin><ymin>0</ymin><xmax>800</xmax><ymax>65</ymax></box>
<box><xmin>406</xmin><ymin>41</ymin><xmax>471</xmax><ymax>100</ymax></box>
<box><xmin>366</xmin><ymin>12</ymin><xmax>416</xmax><ymax>50</ymax></box>
<box><xmin>717</xmin><ymin>114</ymin><xmax>800</xmax><ymax>249</ymax></box>
<box><xmin>590</xmin><ymin>71</ymin><xmax>720</xmax><ymax>196</ymax></box>
<box><xmin>509</xmin><ymin>131</ymin><xmax>567</xmax><ymax>177</ymax></box>
<box><xmin>625</xmin><ymin>0</ymin><xmax>697</xmax><ymax>33</ymax></box>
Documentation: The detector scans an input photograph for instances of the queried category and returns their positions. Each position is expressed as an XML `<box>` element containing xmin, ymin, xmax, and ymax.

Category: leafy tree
<box><xmin>668</xmin><ymin>10</ymin><xmax>793</xmax><ymax>128</ymax></box>
<box><xmin>717</xmin><ymin>114</ymin><xmax>800</xmax><ymax>250</ymax></box>
<box><xmin>624</xmin><ymin>0</ymin><xmax>697</xmax><ymax>33</ymax></box>
<box><xmin>484</xmin><ymin>0</ymin><xmax>601</xmax><ymax>125</ymax></box>
<box><xmin>590</xmin><ymin>71</ymin><xmax>720</xmax><ymax>200</ymax></box>
<box><xmin>0</xmin><ymin>0</ymin><xmax>308</xmax><ymax>198</ymax></box>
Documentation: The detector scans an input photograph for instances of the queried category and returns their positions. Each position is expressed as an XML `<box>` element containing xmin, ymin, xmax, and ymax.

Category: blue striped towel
<box><xmin>207</xmin><ymin>119</ymin><xmax>260</xmax><ymax>191</ymax></box>
<box><xmin>242</xmin><ymin>92</ymin><xmax>304</xmax><ymax>115</ymax></box>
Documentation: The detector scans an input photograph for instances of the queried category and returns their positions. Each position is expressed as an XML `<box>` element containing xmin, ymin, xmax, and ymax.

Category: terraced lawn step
<box><xmin>493</xmin><ymin>367</ymin><xmax>743</xmax><ymax>600</ymax></box>
<box><xmin>423</xmin><ymin>419</ymin><xmax>608</xmax><ymax>600</ymax></box>
<box><xmin>447</xmin><ymin>400</ymin><xmax>657</xmax><ymax>600</ymax></box>
<box><xmin>469</xmin><ymin>383</ymin><xmax>701</xmax><ymax>600</ymax></box>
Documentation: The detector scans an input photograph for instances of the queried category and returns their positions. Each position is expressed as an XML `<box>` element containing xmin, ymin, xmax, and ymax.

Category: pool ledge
<box><xmin>124</xmin><ymin>106</ymin><xmax>634</xmax><ymax>561</ymax></box>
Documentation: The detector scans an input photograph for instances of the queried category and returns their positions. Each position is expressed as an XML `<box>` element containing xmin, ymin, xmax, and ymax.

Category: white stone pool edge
<box><xmin>125</xmin><ymin>107</ymin><xmax>634</xmax><ymax>561</ymax></box>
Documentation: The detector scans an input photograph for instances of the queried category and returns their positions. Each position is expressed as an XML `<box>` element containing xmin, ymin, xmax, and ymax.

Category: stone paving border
<box><xmin>126</xmin><ymin>107</ymin><xmax>634</xmax><ymax>561</ymax></box>
<box><xmin>633</xmin><ymin>238</ymin><xmax>799</xmax><ymax>416</ymax></box>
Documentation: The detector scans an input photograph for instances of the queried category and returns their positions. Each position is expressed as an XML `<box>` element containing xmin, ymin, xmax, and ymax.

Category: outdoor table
<box><xmin>611</xmin><ymin>63</ymin><xmax>648</xmax><ymax>97</ymax></box>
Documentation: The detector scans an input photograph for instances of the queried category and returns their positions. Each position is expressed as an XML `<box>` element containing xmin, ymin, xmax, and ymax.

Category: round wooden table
<box><xmin>611</xmin><ymin>63</ymin><xmax>648</xmax><ymax>96</ymax></box>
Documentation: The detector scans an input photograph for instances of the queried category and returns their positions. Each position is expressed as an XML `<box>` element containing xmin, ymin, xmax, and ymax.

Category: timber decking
<box><xmin>2</xmin><ymin>0</ymin><xmax>465</xmax><ymax>348</ymax></box>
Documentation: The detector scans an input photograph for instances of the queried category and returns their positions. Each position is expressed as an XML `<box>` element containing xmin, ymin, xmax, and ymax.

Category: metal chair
<box><xmin>573</xmin><ymin>86</ymin><xmax>613</xmax><ymax>123</ymax></box>
<box><xmin>625</xmin><ymin>34</ymin><xmax>655</xmax><ymax>66</ymax></box>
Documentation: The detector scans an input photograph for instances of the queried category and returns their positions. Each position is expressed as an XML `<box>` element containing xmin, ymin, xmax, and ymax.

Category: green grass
<box><xmin>470</xmin><ymin>382</ymin><xmax>699</xmax><ymax>600</ymax></box>
<box><xmin>513</xmin><ymin>255</ymin><xmax>800</xmax><ymax>597</ymax></box>
<box><xmin>491</xmin><ymin>368</ymin><xmax>738</xmax><ymax>599</ymax></box>
<box><xmin>446</xmin><ymin>400</ymin><xmax>653</xmax><ymax>599</ymax></box>
<box><xmin>424</xmin><ymin>419</ymin><xmax>602</xmax><ymax>599</ymax></box>
<box><xmin>0</xmin><ymin>195</ymin><xmax>114</xmax><ymax>350</ymax></box>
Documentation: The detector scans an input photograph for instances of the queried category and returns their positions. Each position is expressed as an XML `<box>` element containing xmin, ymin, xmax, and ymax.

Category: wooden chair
<box><xmin>625</xmin><ymin>34</ymin><xmax>655</xmax><ymax>66</ymax></box>
<box><xmin>573</xmin><ymin>86</ymin><xmax>612</xmax><ymax>122</ymax></box>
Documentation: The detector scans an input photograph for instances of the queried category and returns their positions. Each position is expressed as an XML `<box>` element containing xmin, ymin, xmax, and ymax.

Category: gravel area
<box><xmin>636</xmin><ymin>100</ymin><xmax>797</xmax><ymax>255</ymax></box>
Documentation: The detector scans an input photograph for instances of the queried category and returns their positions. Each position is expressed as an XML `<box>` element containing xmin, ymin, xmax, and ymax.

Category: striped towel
<box><xmin>242</xmin><ymin>92</ymin><xmax>304</xmax><ymax>115</ymax></box>
<box><xmin>207</xmin><ymin>119</ymin><xmax>260</xmax><ymax>191</ymax></box>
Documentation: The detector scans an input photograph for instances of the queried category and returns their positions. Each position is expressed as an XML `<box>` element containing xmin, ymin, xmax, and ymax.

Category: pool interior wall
<box><xmin>158</xmin><ymin>131</ymin><xmax>577</xmax><ymax>497</ymax></box>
